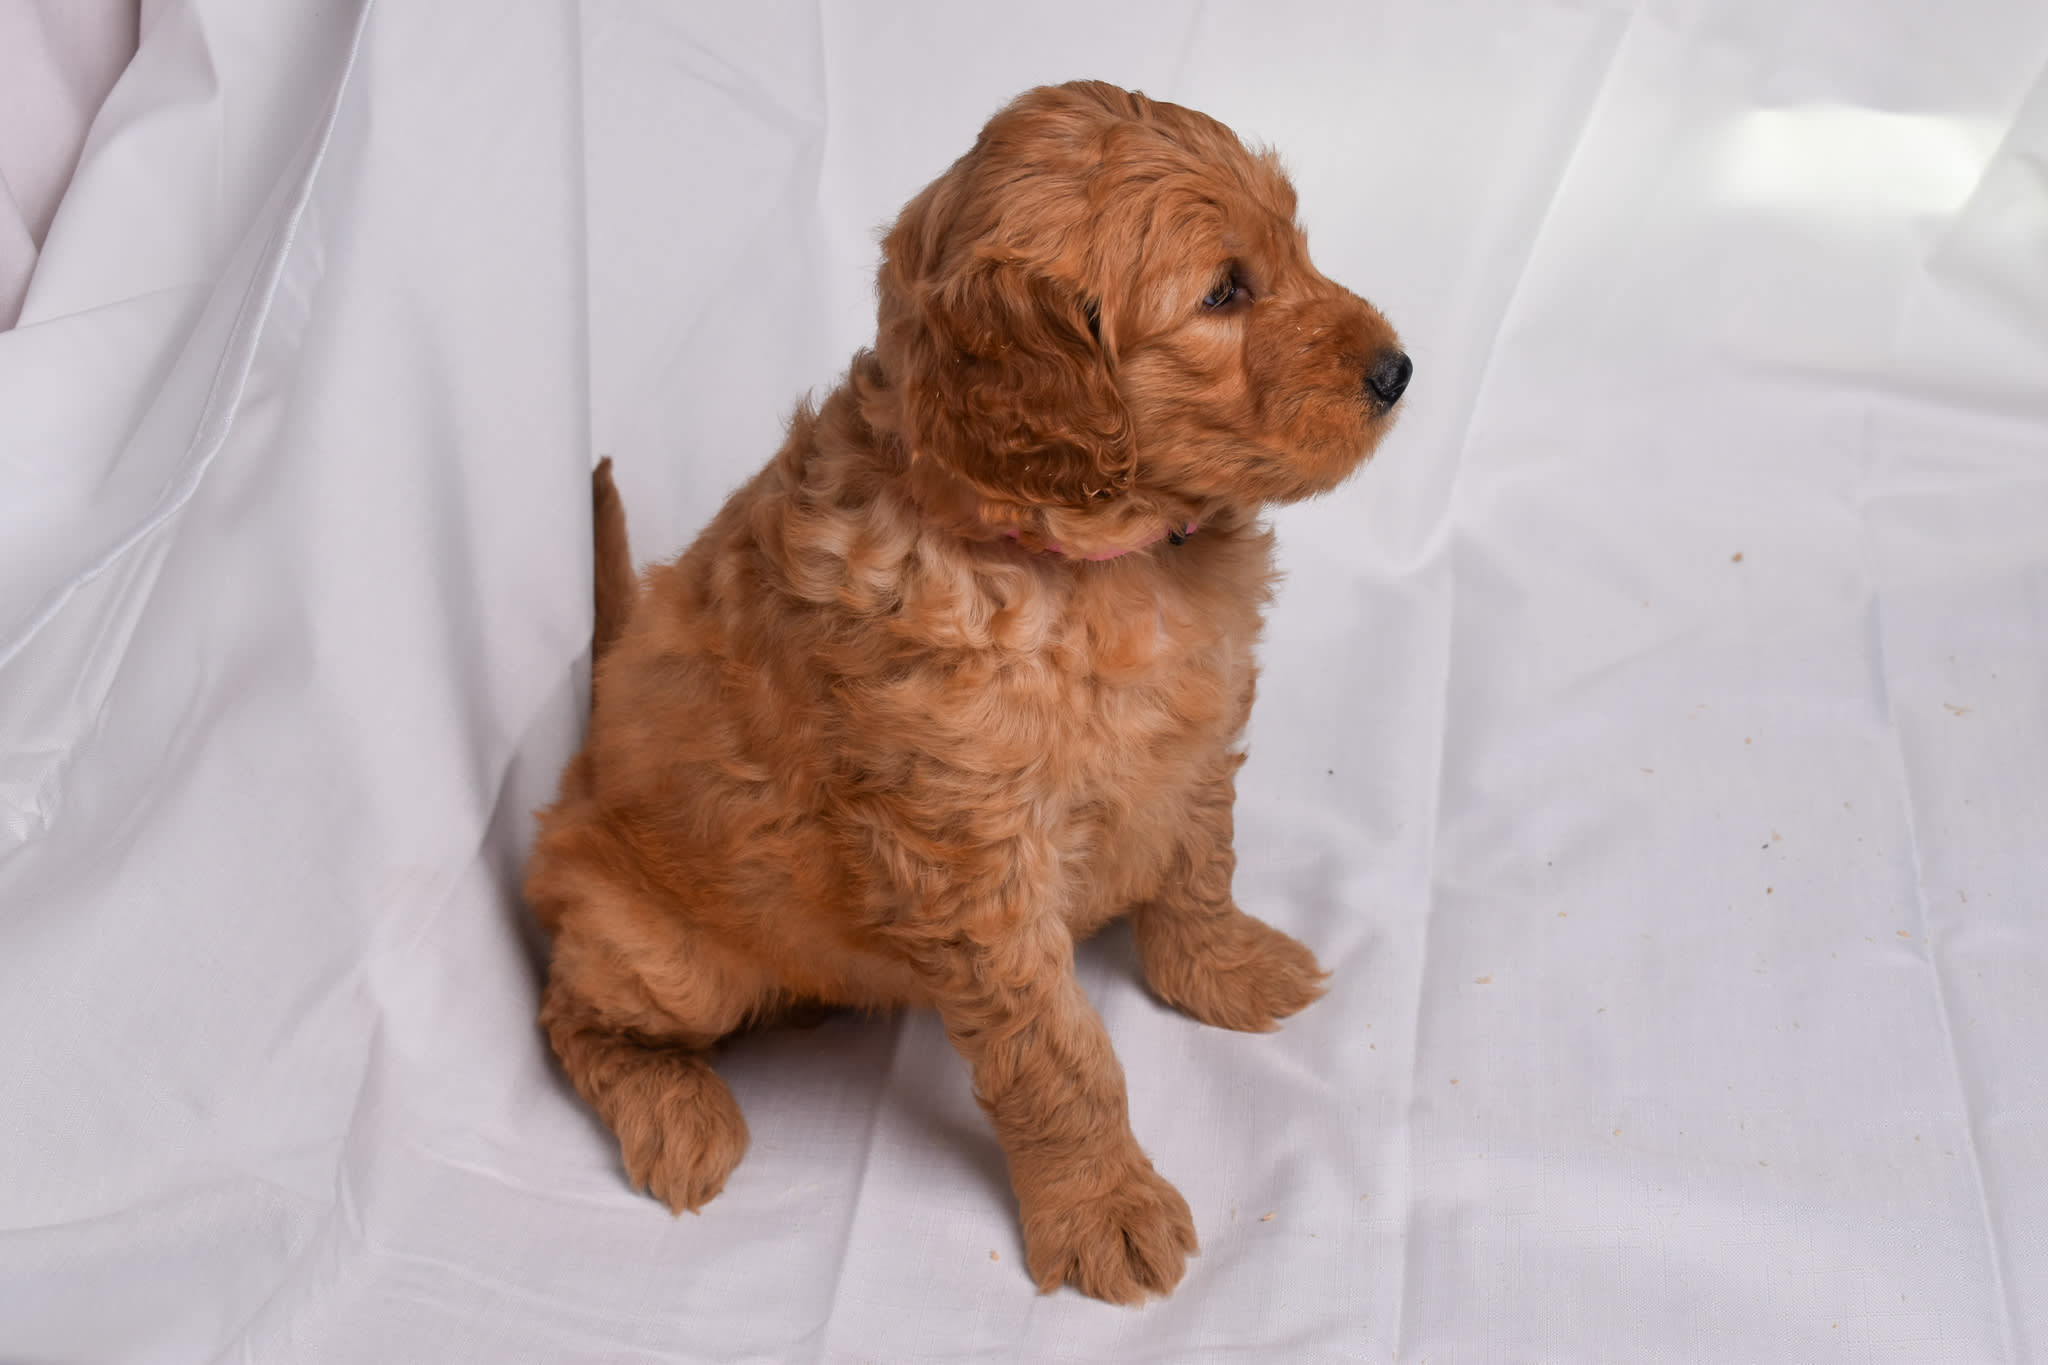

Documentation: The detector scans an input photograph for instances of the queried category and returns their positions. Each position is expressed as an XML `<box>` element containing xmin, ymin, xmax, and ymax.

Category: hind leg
<box><xmin>539</xmin><ymin>973</ymin><xmax>750</xmax><ymax>1213</ymax></box>
<box><xmin>527</xmin><ymin>827</ymin><xmax>771</xmax><ymax>1212</ymax></box>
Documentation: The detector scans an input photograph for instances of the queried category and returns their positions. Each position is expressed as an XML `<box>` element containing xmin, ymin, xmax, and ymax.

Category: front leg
<box><xmin>1133</xmin><ymin>758</ymin><xmax>1328</xmax><ymax>1032</ymax></box>
<box><xmin>891</xmin><ymin>904</ymin><xmax>1197</xmax><ymax>1304</ymax></box>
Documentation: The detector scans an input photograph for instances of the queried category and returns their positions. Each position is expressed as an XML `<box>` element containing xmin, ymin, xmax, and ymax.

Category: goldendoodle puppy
<box><xmin>526</xmin><ymin>79</ymin><xmax>1410</xmax><ymax>1304</ymax></box>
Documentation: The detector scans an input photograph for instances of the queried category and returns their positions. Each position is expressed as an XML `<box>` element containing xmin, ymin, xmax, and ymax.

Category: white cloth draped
<box><xmin>3</xmin><ymin>2</ymin><xmax>2044</xmax><ymax>1360</ymax></box>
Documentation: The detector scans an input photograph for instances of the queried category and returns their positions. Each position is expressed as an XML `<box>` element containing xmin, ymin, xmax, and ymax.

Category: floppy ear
<box><xmin>888</xmin><ymin>254</ymin><xmax>1135</xmax><ymax>507</ymax></box>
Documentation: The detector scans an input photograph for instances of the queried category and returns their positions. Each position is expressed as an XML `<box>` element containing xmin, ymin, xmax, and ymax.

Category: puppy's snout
<box><xmin>1367</xmin><ymin>349</ymin><xmax>1413</xmax><ymax>406</ymax></box>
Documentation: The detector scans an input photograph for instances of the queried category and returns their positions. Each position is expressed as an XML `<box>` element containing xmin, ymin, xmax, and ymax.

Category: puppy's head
<box><xmin>876</xmin><ymin>81</ymin><xmax>1408</xmax><ymax>546</ymax></box>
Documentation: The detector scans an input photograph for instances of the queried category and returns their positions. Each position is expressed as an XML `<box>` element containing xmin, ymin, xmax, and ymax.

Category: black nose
<box><xmin>1367</xmin><ymin>349</ymin><xmax>1412</xmax><ymax>406</ymax></box>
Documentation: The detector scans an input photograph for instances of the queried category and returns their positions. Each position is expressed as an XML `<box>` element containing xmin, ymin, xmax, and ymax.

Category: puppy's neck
<box><xmin>893</xmin><ymin>442</ymin><xmax>1203</xmax><ymax>564</ymax></box>
<box><xmin>846</xmin><ymin>352</ymin><xmax>1208</xmax><ymax>564</ymax></box>
<box><xmin>999</xmin><ymin>519</ymin><xmax>1198</xmax><ymax>561</ymax></box>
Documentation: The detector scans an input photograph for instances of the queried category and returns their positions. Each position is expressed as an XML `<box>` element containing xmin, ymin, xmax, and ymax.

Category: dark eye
<box><xmin>1202</xmin><ymin>273</ymin><xmax>1239</xmax><ymax>309</ymax></box>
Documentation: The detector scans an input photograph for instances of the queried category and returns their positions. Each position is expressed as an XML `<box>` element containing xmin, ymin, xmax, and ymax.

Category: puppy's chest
<box><xmin>940</xmin><ymin>580</ymin><xmax>1253</xmax><ymax>801</ymax></box>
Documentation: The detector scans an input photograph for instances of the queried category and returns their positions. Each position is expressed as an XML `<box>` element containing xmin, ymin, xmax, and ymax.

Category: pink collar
<box><xmin>1002</xmin><ymin>521</ymin><xmax>1198</xmax><ymax>561</ymax></box>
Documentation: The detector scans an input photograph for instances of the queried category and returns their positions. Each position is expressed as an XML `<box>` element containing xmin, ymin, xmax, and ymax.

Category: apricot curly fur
<box><xmin>525</xmin><ymin>80</ymin><xmax>1407</xmax><ymax>1305</ymax></box>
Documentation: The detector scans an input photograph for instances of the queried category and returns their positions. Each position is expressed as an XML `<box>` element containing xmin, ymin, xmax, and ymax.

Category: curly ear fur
<box><xmin>879</xmin><ymin>205</ymin><xmax>1134</xmax><ymax>508</ymax></box>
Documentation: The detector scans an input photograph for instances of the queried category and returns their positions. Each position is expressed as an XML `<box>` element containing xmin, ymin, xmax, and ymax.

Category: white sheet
<box><xmin>3</xmin><ymin>1</ymin><xmax>2045</xmax><ymax>1360</ymax></box>
<box><xmin>0</xmin><ymin>0</ymin><xmax>137</xmax><ymax>329</ymax></box>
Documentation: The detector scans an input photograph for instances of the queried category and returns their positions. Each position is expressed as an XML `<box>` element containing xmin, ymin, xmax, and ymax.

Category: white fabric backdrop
<box><xmin>0</xmin><ymin>0</ymin><xmax>136</xmax><ymax>328</ymax></box>
<box><xmin>2</xmin><ymin>1</ymin><xmax>2044</xmax><ymax>1360</ymax></box>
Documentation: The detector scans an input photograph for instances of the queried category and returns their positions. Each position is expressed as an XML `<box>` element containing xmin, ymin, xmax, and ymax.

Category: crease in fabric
<box><xmin>0</xmin><ymin>0</ymin><xmax>376</xmax><ymax>675</ymax></box>
<box><xmin>1385</xmin><ymin>3</ymin><xmax>1650</xmax><ymax>1356</ymax></box>
<box><xmin>1853</xmin><ymin>433</ymin><xmax>2021</xmax><ymax>1362</ymax></box>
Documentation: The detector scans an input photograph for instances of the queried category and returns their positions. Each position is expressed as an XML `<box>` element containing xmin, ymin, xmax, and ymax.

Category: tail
<box><xmin>591</xmin><ymin>457</ymin><xmax>636</xmax><ymax>663</ymax></box>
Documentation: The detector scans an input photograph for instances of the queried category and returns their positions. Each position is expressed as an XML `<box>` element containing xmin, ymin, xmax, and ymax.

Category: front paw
<box><xmin>614</xmin><ymin>1054</ymin><xmax>750</xmax><ymax>1215</ymax></box>
<box><xmin>1138</xmin><ymin>907</ymin><xmax>1328</xmax><ymax>1032</ymax></box>
<box><xmin>1020</xmin><ymin>1156</ymin><xmax>1198</xmax><ymax>1304</ymax></box>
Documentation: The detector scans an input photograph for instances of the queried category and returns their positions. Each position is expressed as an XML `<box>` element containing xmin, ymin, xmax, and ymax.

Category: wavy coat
<box><xmin>525</xmin><ymin>80</ymin><xmax>1409</xmax><ymax>1304</ymax></box>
